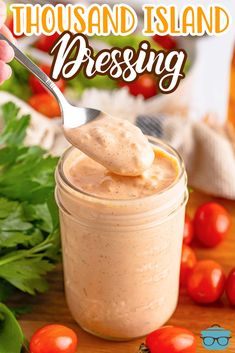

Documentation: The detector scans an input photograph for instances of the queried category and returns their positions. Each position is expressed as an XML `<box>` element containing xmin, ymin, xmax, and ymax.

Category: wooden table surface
<box><xmin>16</xmin><ymin>190</ymin><xmax>235</xmax><ymax>352</ymax></box>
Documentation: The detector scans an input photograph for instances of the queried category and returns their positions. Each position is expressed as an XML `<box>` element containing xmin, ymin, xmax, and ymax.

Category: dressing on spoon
<box><xmin>0</xmin><ymin>33</ymin><xmax>154</xmax><ymax>176</ymax></box>
<box><xmin>64</xmin><ymin>115</ymin><xmax>155</xmax><ymax>176</ymax></box>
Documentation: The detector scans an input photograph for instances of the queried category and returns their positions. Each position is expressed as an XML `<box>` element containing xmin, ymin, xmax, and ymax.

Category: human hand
<box><xmin>0</xmin><ymin>0</ymin><xmax>15</xmax><ymax>84</ymax></box>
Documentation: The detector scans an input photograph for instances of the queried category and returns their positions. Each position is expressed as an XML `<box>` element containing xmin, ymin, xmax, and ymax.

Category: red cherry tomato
<box><xmin>153</xmin><ymin>35</ymin><xmax>177</xmax><ymax>50</ymax></box>
<box><xmin>194</xmin><ymin>202</ymin><xmax>231</xmax><ymax>248</ymax></box>
<box><xmin>187</xmin><ymin>260</ymin><xmax>226</xmax><ymax>304</ymax></box>
<box><xmin>6</xmin><ymin>15</ymin><xmax>24</xmax><ymax>38</ymax></box>
<box><xmin>183</xmin><ymin>214</ymin><xmax>194</xmax><ymax>245</ymax></box>
<box><xmin>119</xmin><ymin>74</ymin><xmax>157</xmax><ymax>99</ymax></box>
<box><xmin>180</xmin><ymin>245</ymin><xmax>197</xmax><ymax>287</ymax></box>
<box><xmin>146</xmin><ymin>326</ymin><xmax>196</xmax><ymax>353</ymax></box>
<box><xmin>29</xmin><ymin>324</ymin><xmax>78</xmax><ymax>353</ymax></box>
<box><xmin>226</xmin><ymin>268</ymin><xmax>235</xmax><ymax>306</ymax></box>
<box><xmin>29</xmin><ymin>65</ymin><xmax>66</xmax><ymax>94</ymax></box>
<box><xmin>35</xmin><ymin>33</ymin><xmax>60</xmax><ymax>52</ymax></box>
<box><xmin>28</xmin><ymin>93</ymin><xmax>61</xmax><ymax>118</ymax></box>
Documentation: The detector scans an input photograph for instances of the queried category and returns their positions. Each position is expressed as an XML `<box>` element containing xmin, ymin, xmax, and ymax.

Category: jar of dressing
<box><xmin>55</xmin><ymin>137</ymin><xmax>188</xmax><ymax>341</ymax></box>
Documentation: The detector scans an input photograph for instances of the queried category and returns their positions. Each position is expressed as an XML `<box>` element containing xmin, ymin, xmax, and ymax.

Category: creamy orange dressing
<box><xmin>56</xmin><ymin>139</ymin><xmax>187</xmax><ymax>340</ymax></box>
<box><xmin>68</xmin><ymin>148</ymin><xmax>178</xmax><ymax>199</ymax></box>
<box><xmin>64</xmin><ymin>116</ymin><xmax>155</xmax><ymax>176</ymax></box>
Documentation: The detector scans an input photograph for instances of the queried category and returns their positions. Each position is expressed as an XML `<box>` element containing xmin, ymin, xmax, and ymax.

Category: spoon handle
<box><xmin>0</xmin><ymin>33</ymin><xmax>67</xmax><ymax>109</ymax></box>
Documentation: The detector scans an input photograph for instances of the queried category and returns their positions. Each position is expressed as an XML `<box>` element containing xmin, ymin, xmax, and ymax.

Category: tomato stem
<box><xmin>137</xmin><ymin>343</ymin><xmax>150</xmax><ymax>353</ymax></box>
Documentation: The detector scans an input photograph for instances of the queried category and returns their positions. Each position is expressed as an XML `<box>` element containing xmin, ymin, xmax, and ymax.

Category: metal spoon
<box><xmin>0</xmin><ymin>33</ymin><xmax>101</xmax><ymax>133</ymax></box>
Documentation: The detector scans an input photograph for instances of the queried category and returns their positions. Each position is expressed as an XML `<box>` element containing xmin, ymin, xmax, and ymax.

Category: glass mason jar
<box><xmin>55</xmin><ymin>137</ymin><xmax>188</xmax><ymax>341</ymax></box>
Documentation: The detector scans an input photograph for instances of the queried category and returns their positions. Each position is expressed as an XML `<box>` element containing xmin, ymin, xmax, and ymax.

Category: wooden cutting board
<box><xmin>16</xmin><ymin>190</ymin><xmax>235</xmax><ymax>352</ymax></box>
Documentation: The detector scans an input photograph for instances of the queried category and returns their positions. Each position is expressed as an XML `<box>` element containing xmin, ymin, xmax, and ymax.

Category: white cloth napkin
<box><xmin>137</xmin><ymin>115</ymin><xmax>235</xmax><ymax>200</ymax></box>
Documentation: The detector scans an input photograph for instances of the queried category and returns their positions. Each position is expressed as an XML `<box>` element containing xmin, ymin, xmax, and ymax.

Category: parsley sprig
<box><xmin>0</xmin><ymin>102</ymin><xmax>60</xmax><ymax>298</ymax></box>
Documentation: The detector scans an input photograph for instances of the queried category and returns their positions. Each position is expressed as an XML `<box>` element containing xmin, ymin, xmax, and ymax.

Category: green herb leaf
<box><xmin>0</xmin><ymin>256</ymin><xmax>54</xmax><ymax>295</ymax></box>
<box><xmin>1</xmin><ymin>101</ymin><xmax>20</xmax><ymax>124</ymax></box>
<box><xmin>0</xmin><ymin>229</ymin><xmax>43</xmax><ymax>248</ymax></box>
<box><xmin>0</xmin><ymin>59</ymin><xmax>32</xmax><ymax>101</ymax></box>
<box><xmin>0</xmin><ymin>102</ymin><xmax>60</xmax><ymax>299</ymax></box>
<box><xmin>0</xmin><ymin>303</ymin><xmax>24</xmax><ymax>353</ymax></box>
<box><xmin>0</xmin><ymin>102</ymin><xmax>30</xmax><ymax>146</ymax></box>
<box><xmin>0</xmin><ymin>198</ymin><xmax>18</xmax><ymax>219</ymax></box>
<box><xmin>23</xmin><ymin>203</ymin><xmax>54</xmax><ymax>233</ymax></box>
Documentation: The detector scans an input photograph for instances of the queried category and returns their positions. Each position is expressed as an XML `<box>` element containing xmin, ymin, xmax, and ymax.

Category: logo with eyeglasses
<box><xmin>201</xmin><ymin>325</ymin><xmax>231</xmax><ymax>351</ymax></box>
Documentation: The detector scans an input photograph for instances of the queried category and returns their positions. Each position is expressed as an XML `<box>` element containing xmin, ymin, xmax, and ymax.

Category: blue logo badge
<box><xmin>201</xmin><ymin>325</ymin><xmax>231</xmax><ymax>351</ymax></box>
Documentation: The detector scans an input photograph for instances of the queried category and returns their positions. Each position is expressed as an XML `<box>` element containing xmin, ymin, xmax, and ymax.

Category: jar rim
<box><xmin>56</xmin><ymin>136</ymin><xmax>186</xmax><ymax>204</ymax></box>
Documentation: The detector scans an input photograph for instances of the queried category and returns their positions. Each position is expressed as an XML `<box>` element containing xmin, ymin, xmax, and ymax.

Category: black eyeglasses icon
<box><xmin>201</xmin><ymin>336</ymin><xmax>231</xmax><ymax>347</ymax></box>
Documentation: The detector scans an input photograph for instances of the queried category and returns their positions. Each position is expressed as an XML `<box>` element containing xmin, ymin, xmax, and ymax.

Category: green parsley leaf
<box><xmin>0</xmin><ymin>257</ymin><xmax>54</xmax><ymax>294</ymax></box>
<box><xmin>0</xmin><ymin>59</ymin><xmax>32</xmax><ymax>101</ymax></box>
<box><xmin>0</xmin><ymin>102</ymin><xmax>60</xmax><ymax>299</ymax></box>
<box><xmin>0</xmin><ymin>102</ymin><xmax>30</xmax><ymax>146</ymax></box>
